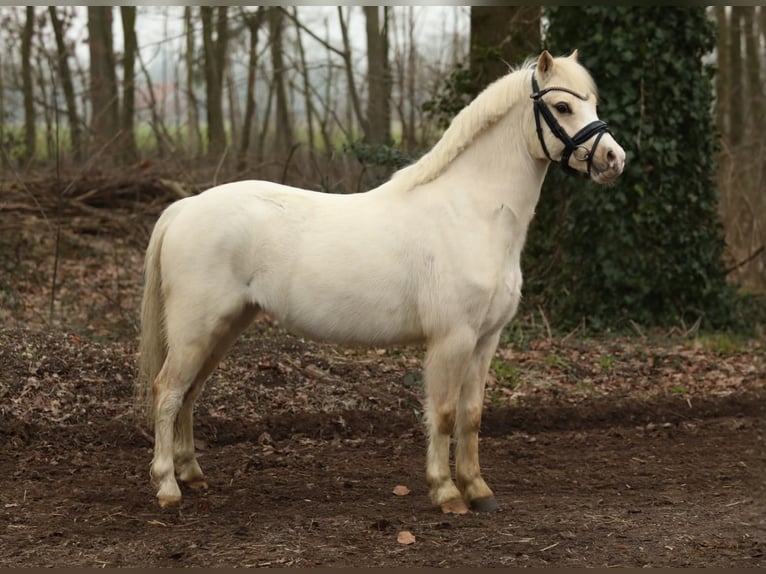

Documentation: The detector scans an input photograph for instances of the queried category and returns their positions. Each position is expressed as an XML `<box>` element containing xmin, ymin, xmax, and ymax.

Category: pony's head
<box><xmin>530</xmin><ymin>50</ymin><xmax>625</xmax><ymax>184</ymax></box>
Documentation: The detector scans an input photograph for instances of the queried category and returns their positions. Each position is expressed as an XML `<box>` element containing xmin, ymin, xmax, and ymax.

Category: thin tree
<box><xmin>33</xmin><ymin>16</ymin><xmax>53</xmax><ymax>161</ymax></box>
<box><xmin>120</xmin><ymin>6</ymin><xmax>138</xmax><ymax>163</ymax></box>
<box><xmin>87</xmin><ymin>6</ymin><xmax>119</xmax><ymax>155</ymax></box>
<box><xmin>728</xmin><ymin>6</ymin><xmax>744</xmax><ymax>146</ymax></box>
<box><xmin>226</xmin><ymin>64</ymin><xmax>240</xmax><ymax>155</ymax></box>
<box><xmin>137</xmin><ymin>44</ymin><xmax>172</xmax><ymax>157</ymax></box>
<box><xmin>184</xmin><ymin>7</ymin><xmax>203</xmax><ymax>157</ymax></box>
<box><xmin>364</xmin><ymin>6</ymin><xmax>392</xmax><ymax>145</ymax></box>
<box><xmin>21</xmin><ymin>6</ymin><xmax>36</xmax><ymax>164</ymax></box>
<box><xmin>268</xmin><ymin>7</ymin><xmax>294</xmax><ymax>157</ymax></box>
<box><xmin>282</xmin><ymin>8</ymin><xmax>363</xmax><ymax>143</ymax></box>
<box><xmin>391</xmin><ymin>6</ymin><xmax>418</xmax><ymax>151</ymax></box>
<box><xmin>292</xmin><ymin>7</ymin><xmax>316</xmax><ymax>153</ymax></box>
<box><xmin>338</xmin><ymin>7</ymin><xmax>367</xmax><ymax>138</ymax></box>
<box><xmin>256</xmin><ymin>69</ymin><xmax>275</xmax><ymax>161</ymax></box>
<box><xmin>743</xmin><ymin>7</ymin><xmax>763</xmax><ymax>132</ymax></box>
<box><xmin>0</xmin><ymin>33</ymin><xmax>6</xmax><ymax>169</ymax></box>
<box><xmin>49</xmin><ymin>7</ymin><xmax>83</xmax><ymax>162</ymax></box>
<box><xmin>761</xmin><ymin>6</ymin><xmax>766</xmax><ymax>54</ymax></box>
<box><xmin>201</xmin><ymin>6</ymin><xmax>229</xmax><ymax>158</ymax></box>
<box><xmin>238</xmin><ymin>6</ymin><xmax>265</xmax><ymax>172</ymax></box>
<box><xmin>470</xmin><ymin>6</ymin><xmax>541</xmax><ymax>90</ymax></box>
<box><xmin>714</xmin><ymin>6</ymin><xmax>729</xmax><ymax>143</ymax></box>
<box><xmin>405</xmin><ymin>7</ymin><xmax>418</xmax><ymax>150</ymax></box>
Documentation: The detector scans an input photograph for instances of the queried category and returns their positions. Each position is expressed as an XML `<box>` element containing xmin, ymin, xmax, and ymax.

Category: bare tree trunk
<box><xmin>316</xmin><ymin>27</ymin><xmax>336</xmax><ymax>153</ymax></box>
<box><xmin>201</xmin><ymin>6</ymin><xmax>229</xmax><ymax>158</ymax></box>
<box><xmin>49</xmin><ymin>7</ymin><xmax>83</xmax><ymax>163</ymax></box>
<box><xmin>87</xmin><ymin>6</ymin><xmax>119</xmax><ymax>156</ymax></box>
<box><xmin>74</xmin><ymin>54</ymin><xmax>89</xmax><ymax>129</ymax></box>
<box><xmin>269</xmin><ymin>7</ymin><xmax>294</xmax><ymax>156</ymax></box>
<box><xmin>743</xmin><ymin>7</ymin><xmax>763</xmax><ymax>133</ymax></box>
<box><xmin>0</xmin><ymin>41</ymin><xmax>6</xmax><ymax>169</ymax></box>
<box><xmin>22</xmin><ymin>6</ymin><xmax>36</xmax><ymax>164</ymax></box>
<box><xmin>184</xmin><ymin>7</ymin><xmax>203</xmax><ymax>157</ymax></box>
<box><xmin>257</xmin><ymin>75</ymin><xmax>275</xmax><ymax>161</ymax></box>
<box><xmin>283</xmin><ymin>8</ymin><xmax>361</xmax><ymax>145</ymax></box>
<box><xmin>406</xmin><ymin>6</ymin><xmax>418</xmax><ymax>150</ymax></box>
<box><xmin>389</xmin><ymin>8</ymin><xmax>416</xmax><ymax>151</ymax></box>
<box><xmin>137</xmin><ymin>46</ymin><xmax>170</xmax><ymax>157</ymax></box>
<box><xmin>120</xmin><ymin>6</ymin><xmax>138</xmax><ymax>163</ymax></box>
<box><xmin>364</xmin><ymin>6</ymin><xmax>391</xmax><ymax>145</ymax></box>
<box><xmin>470</xmin><ymin>6</ymin><xmax>541</xmax><ymax>89</ymax></box>
<box><xmin>729</xmin><ymin>6</ymin><xmax>744</xmax><ymax>146</ymax></box>
<box><xmin>33</xmin><ymin>22</ymin><xmax>53</xmax><ymax>161</ymax></box>
<box><xmin>714</xmin><ymin>6</ymin><xmax>729</xmax><ymax>143</ymax></box>
<box><xmin>226</xmin><ymin>64</ymin><xmax>240</xmax><ymax>156</ymax></box>
<box><xmin>293</xmin><ymin>7</ymin><xmax>316</xmax><ymax>152</ymax></box>
<box><xmin>239</xmin><ymin>7</ymin><xmax>264</xmax><ymax>172</ymax></box>
<box><xmin>338</xmin><ymin>7</ymin><xmax>367</xmax><ymax>138</ymax></box>
<box><xmin>173</xmin><ymin>59</ymin><xmax>182</xmax><ymax>143</ymax></box>
<box><xmin>761</xmin><ymin>6</ymin><xmax>766</xmax><ymax>54</ymax></box>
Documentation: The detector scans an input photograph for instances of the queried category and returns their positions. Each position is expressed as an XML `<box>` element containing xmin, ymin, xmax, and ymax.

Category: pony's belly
<box><xmin>279</xmin><ymin>308</ymin><xmax>425</xmax><ymax>347</ymax></box>
<box><xmin>266</xmin><ymin>288</ymin><xmax>425</xmax><ymax>348</ymax></box>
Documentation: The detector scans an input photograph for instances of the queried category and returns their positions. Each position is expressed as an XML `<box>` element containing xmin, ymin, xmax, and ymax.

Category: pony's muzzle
<box><xmin>605</xmin><ymin>146</ymin><xmax>625</xmax><ymax>172</ymax></box>
<box><xmin>590</xmin><ymin>137</ymin><xmax>625</xmax><ymax>184</ymax></box>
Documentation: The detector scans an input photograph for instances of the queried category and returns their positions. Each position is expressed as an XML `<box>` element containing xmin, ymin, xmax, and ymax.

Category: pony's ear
<box><xmin>569</xmin><ymin>49</ymin><xmax>579</xmax><ymax>62</ymax></box>
<box><xmin>537</xmin><ymin>50</ymin><xmax>554</xmax><ymax>79</ymax></box>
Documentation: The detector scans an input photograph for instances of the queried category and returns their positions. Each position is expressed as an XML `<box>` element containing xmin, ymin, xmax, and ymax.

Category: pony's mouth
<box><xmin>591</xmin><ymin>166</ymin><xmax>621</xmax><ymax>185</ymax></box>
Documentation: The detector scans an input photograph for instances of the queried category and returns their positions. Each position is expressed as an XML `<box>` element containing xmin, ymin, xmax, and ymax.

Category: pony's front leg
<box><xmin>455</xmin><ymin>330</ymin><xmax>502</xmax><ymax>512</ymax></box>
<box><xmin>424</xmin><ymin>330</ymin><xmax>476</xmax><ymax>514</ymax></box>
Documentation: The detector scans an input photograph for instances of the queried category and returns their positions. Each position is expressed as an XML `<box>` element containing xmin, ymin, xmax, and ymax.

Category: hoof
<box><xmin>440</xmin><ymin>498</ymin><xmax>470</xmax><ymax>515</ymax></box>
<box><xmin>158</xmin><ymin>495</ymin><xmax>182</xmax><ymax>508</ymax></box>
<box><xmin>184</xmin><ymin>479</ymin><xmax>209</xmax><ymax>491</ymax></box>
<box><xmin>470</xmin><ymin>496</ymin><xmax>499</xmax><ymax>512</ymax></box>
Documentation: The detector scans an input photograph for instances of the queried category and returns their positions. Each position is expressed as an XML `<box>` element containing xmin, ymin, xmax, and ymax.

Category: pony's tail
<box><xmin>135</xmin><ymin>206</ymin><xmax>177</xmax><ymax>427</ymax></box>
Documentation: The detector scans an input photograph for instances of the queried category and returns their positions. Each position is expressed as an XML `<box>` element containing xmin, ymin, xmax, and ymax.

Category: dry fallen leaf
<box><xmin>397</xmin><ymin>530</ymin><xmax>416</xmax><ymax>545</ymax></box>
<box><xmin>392</xmin><ymin>485</ymin><xmax>410</xmax><ymax>496</ymax></box>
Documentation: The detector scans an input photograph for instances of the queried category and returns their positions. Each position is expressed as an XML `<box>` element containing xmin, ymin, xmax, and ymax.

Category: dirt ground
<box><xmin>1</xmin><ymin>172</ymin><xmax>765</xmax><ymax>567</ymax></box>
<box><xmin>2</xmin><ymin>327</ymin><xmax>764</xmax><ymax>568</ymax></box>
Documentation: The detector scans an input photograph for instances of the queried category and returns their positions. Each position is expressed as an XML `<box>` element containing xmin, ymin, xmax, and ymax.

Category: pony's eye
<box><xmin>554</xmin><ymin>102</ymin><xmax>571</xmax><ymax>114</ymax></box>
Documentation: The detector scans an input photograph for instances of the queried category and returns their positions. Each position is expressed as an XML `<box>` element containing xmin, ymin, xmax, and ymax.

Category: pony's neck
<box><xmin>434</xmin><ymin>100</ymin><xmax>549</xmax><ymax>225</ymax></box>
<box><xmin>381</xmin><ymin>67</ymin><xmax>549</xmax><ymax>225</ymax></box>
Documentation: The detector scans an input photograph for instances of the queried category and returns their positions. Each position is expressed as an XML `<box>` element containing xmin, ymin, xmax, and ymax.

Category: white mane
<box><xmin>385</xmin><ymin>59</ymin><xmax>537</xmax><ymax>192</ymax></box>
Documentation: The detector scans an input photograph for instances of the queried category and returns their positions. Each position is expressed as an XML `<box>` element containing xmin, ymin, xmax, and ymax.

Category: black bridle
<box><xmin>530</xmin><ymin>73</ymin><xmax>611</xmax><ymax>175</ymax></box>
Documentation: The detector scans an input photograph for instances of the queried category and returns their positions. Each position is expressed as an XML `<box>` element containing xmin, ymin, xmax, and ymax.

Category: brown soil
<box><xmin>1</xmin><ymin>326</ymin><xmax>764</xmax><ymax>568</ymax></box>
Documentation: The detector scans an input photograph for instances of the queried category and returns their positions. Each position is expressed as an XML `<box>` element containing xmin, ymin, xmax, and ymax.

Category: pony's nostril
<box><xmin>606</xmin><ymin>149</ymin><xmax>617</xmax><ymax>165</ymax></box>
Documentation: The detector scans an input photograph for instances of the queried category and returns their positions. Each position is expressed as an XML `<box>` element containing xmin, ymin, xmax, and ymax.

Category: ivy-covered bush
<box><xmin>522</xmin><ymin>6</ymin><xmax>743</xmax><ymax>331</ymax></box>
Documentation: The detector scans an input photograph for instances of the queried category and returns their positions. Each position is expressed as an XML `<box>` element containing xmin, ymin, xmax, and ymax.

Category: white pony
<box><xmin>137</xmin><ymin>50</ymin><xmax>625</xmax><ymax>513</ymax></box>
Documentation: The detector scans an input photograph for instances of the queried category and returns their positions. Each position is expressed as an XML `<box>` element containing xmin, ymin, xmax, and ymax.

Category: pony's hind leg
<box><xmin>172</xmin><ymin>378</ymin><xmax>208</xmax><ymax>489</ymax></box>
<box><xmin>424</xmin><ymin>328</ymin><xmax>477</xmax><ymax>514</ymax></box>
<box><xmin>151</xmin><ymin>349</ymin><xmax>205</xmax><ymax>507</ymax></box>
<box><xmin>151</xmin><ymin>291</ymin><xmax>256</xmax><ymax>507</ymax></box>
<box><xmin>455</xmin><ymin>329</ymin><xmax>502</xmax><ymax>512</ymax></box>
<box><xmin>172</xmin><ymin>305</ymin><xmax>259</xmax><ymax>490</ymax></box>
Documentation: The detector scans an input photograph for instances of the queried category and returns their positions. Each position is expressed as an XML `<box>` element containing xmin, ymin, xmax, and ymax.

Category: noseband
<box><xmin>531</xmin><ymin>74</ymin><xmax>611</xmax><ymax>175</ymax></box>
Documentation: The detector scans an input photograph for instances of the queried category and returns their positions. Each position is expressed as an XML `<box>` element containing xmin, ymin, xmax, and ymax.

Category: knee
<box><xmin>459</xmin><ymin>404</ymin><xmax>483</xmax><ymax>433</ymax></box>
<box><xmin>155</xmin><ymin>390</ymin><xmax>183</xmax><ymax>419</ymax></box>
<box><xmin>428</xmin><ymin>405</ymin><xmax>456</xmax><ymax>435</ymax></box>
